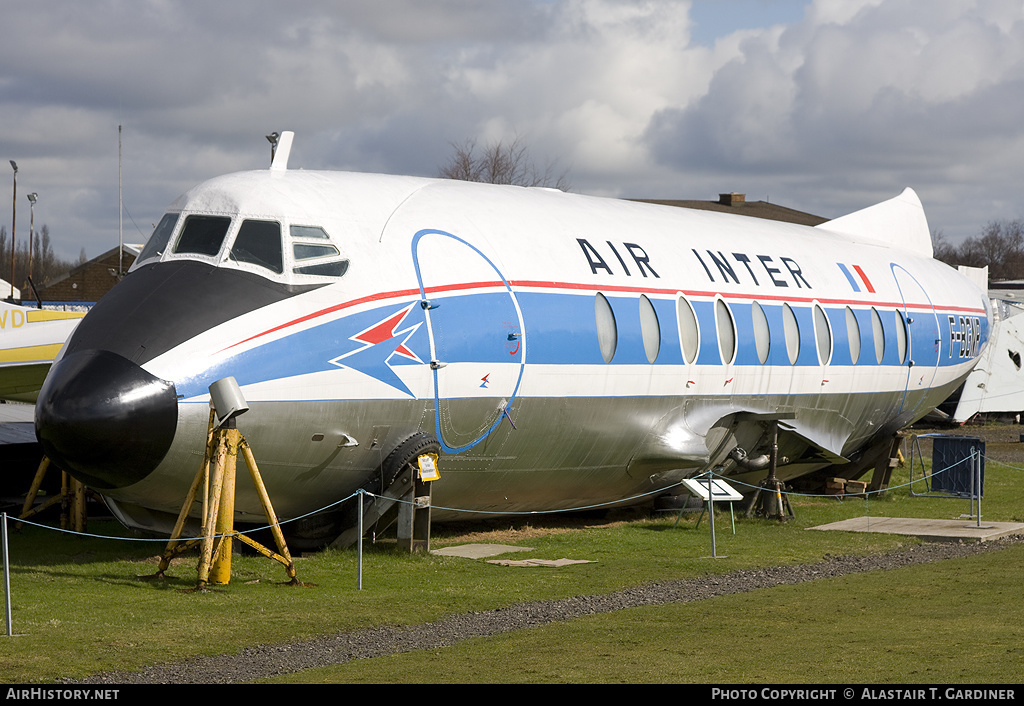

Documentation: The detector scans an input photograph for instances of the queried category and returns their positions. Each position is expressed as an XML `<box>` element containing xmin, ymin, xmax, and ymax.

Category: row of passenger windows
<box><xmin>135</xmin><ymin>213</ymin><xmax>349</xmax><ymax>278</ymax></box>
<box><xmin>595</xmin><ymin>293</ymin><xmax>910</xmax><ymax>366</ymax></box>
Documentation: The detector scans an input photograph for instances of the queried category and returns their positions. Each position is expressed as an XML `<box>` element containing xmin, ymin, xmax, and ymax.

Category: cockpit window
<box><xmin>174</xmin><ymin>215</ymin><xmax>231</xmax><ymax>257</ymax></box>
<box><xmin>295</xmin><ymin>261</ymin><xmax>350</xmax><ymax>277</ymax></box>
<box><xmin>231</xmin><ymin>220</ymin><xmax>283</xmax><ymax>273</ymax></box>
<box><xmin>294</xmin><ymin>243</ymin><xmax>340</xmax><ymax>261</ymax></box>
<box><xmin>290</xmin><ymin>225</ymin><xmax>330</xmax><ymax>240</ymax></box>
<box><xmin>138</xmin><ymin>213</ymin><xmax>179</xmax><ymax>262</ymax></box>
<box><xmin>289</xmin><ymin>224</ymin><xmax>348</xmax><ymax>278</ymax></box>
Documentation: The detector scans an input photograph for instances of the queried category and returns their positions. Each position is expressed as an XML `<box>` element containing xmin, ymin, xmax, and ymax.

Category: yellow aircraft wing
<box><xmin>0</xmin><ymin>303</ymin><xmax>84</xmax><ymax>402</ymax></box>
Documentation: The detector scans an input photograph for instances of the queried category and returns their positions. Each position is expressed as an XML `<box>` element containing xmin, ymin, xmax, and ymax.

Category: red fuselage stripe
<box><xmin>221</xmin><ymin>278</ymin><xmax>986</xmax><ymax>352</ymax></box>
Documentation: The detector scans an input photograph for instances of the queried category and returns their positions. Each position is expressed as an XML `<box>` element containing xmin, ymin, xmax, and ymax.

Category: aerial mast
<box><xmin>9</xmin><ymin>160</ymin><xmax>17</xmax><ymax>301</ymax></box>
<box><xmin>118</xmin><ymin>125</ymin><xmax>123</xmax><ymax>277</ymax></box>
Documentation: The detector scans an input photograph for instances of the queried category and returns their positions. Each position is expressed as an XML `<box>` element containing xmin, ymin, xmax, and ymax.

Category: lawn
<box><xmin>1</xmin><ymin>427</ymin><xmax>1021</xmax><ymax>683</ymax></box>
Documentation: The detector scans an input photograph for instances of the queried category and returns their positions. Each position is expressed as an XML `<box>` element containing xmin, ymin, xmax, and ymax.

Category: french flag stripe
<box><xmin>837</xmin><ymin>263</ymin><xmax>860</xmax><ymax>292</ymax></box>
<box><xmin>852</xmin><ymin>265</ymin><xmax>876</xmax><ymax>293</ymax></box>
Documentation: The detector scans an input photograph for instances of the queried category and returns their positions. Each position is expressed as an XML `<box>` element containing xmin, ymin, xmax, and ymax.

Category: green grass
<box><xmin>2</xmin><ymin>437</ymin><xmax>1022</xmax><ymax>684</ymax></box>
<box><xmin>268</xmin><ymin>545</ymin><xmax>1024</xmax><ymax>684</ymax></box>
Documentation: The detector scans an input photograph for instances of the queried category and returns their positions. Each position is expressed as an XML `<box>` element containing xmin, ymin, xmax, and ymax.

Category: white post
<box><xmin>357</xmin><ymin>490</ymin><xmax>364</xmax><ymax>590</ymax></box>
<box><xmin>974</xmin><ymin>449</ymin><xmax>983</xmax><ymax>528</ymax></box>
<box><xmin>705</xmin><ymin>472</ymin><xmax>717</xmax><ymax>559</ymax></box>
<box><xmin>2</xmin><ymin>513</ymin><xmax>12</xmax><ymax>637</ymax></box>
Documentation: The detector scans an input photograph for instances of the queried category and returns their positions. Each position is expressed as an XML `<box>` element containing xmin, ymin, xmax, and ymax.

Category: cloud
<box><xmin>644</xmin><ymin>0</ymin><xmax>1024</xmax><ymax>230</ymax></box>
<box><xmin>1</xmin><ymin>0</ymin><xmax>1022</xmax><ymax>263</ymax></box>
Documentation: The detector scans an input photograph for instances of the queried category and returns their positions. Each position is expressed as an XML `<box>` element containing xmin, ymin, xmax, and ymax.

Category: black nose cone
<box><xmin>35</xmin><ymin>350</ymin><xmax>178</xmax><ymax>490</ymax></box>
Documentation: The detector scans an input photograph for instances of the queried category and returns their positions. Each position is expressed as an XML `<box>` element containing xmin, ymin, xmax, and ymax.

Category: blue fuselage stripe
<box><xmin>173</xmin><ymin>287</ymin><xmax>988</xmax><ymax>400</ymax></box>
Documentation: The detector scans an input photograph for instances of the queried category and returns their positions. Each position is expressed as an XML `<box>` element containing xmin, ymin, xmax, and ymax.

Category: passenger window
<box><xmin>846</xmin><ymin>307</ymin><xmax>861</xmax><ymax>364</ymax></box>
<box><xmin>716</xmin><ymin>299</ymin><xmax>736</xmax><ymax>365</ymax></box>
<box><xmin>752</xmin><ymin>301</ymin><xmax>770</xmax><ymax>364</ymax></box>
<box><xmin>677</xmin><ymin>296</ymin><xmax>699</xmax><ymax>364</ymax></box>
<box><xmin>895</xmin><ymin>310</ymin><xmax>908</xmax><ymax>364</ymax></box>
<box><xmin>232</xmin><ymin>220</ymin><xmax>283</xmax><ymax>273</ymax></box>
<box><xmin>871</xmin><ymin>307</ymin><xmax>885</xmax><ymax>364</ymax></box>
<box><xmin>639</xmin><ymin>295</ymin><xmax>660</xmax><ymax>364</ymax></box>
<box><xmin>138</xmin><ymin>213</ymin><xmax>179</xmax><ymax>262</ymax></box>
<box><xmin>595</xmin><ymin>293</ymin><xmax>617</xmax><ymax>363</ymax></box>
<box><xmin>814</xmin><ymin>304</ymin><xmax>832</xmax><ymax>365</ymax></box>
<box><xmin>783</xmin><ymin>303</ymin><xmax>800</xmax><ymax>364</ymax></box>
<box><xmin>174</xmin><ymin>215</ymin><xmax>231</xmax><ymax>256</ymax></box>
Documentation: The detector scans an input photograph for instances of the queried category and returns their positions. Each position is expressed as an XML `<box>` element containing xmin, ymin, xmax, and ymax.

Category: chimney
<box><xmin>719</xmin><ymin>192</ymin><xmax>746</xmax><ymax>206</ymax></box>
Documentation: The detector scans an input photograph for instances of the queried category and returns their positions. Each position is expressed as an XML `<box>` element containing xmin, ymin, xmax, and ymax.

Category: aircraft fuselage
<box><xmin>35</xmin><ymin>159</ymin><xmax>990</xmax><ymax>537</ymax></box>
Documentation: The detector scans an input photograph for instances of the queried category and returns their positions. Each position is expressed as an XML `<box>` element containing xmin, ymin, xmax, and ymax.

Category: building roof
<box><xmin>36</xmin><ymin>243</ymin><xmax>144</xmax><ymax>306</ymax></box>
<box><xmin>631</xmin><ymin>193</ymin><xmax>829</xmax><ymax>227</ymax></box>
<box><xmin>39</xmin><ymin>243</ymin><xmax>142</xmax><ymax>290</ymax></box>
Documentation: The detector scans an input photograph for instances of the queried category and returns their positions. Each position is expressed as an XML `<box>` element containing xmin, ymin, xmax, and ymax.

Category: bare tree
<box><xmin>32</xmin><ymin>225</ymin><xmax>72</xmax><ymax>286</ymax></box>
<box><xmin>932</xmin><ymin>229</ymin><xmax>959</xmax><ymax>267</ymax></box>
<box><xmin>940</xmin><ymin>219</ymin><xmax>1024</xmax><ymax>281</ymax></box>
<box><xmin>0</xmin><ymin>224</ymin><xmax>79</xmax><ymax>294</ymax></box>
<box><xmin>438</xmin><ymin>135</ymin><xmax>571</xmax><ymax>191</ymax></box>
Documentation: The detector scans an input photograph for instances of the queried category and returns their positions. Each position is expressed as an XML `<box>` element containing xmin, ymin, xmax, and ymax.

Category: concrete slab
<box><xmin>808</xmin><ymin>516</ymin><xmax>1024</xmax><ymax>542</ymax></box>
<box><xmin>431</xmin><ymin>543</ymin><xmax>533</xmax><ymax>559</ymax></box>
<box><xmin>488</xmin><ymin>558</ymin><xmax>597</xmax><ymax>567</ymax></box>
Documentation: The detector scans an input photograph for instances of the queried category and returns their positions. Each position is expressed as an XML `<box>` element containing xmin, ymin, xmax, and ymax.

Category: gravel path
<box><xmin>67</xmin><ymin>536</ymin><xmax>1022</xmax><ymax>685</ymax></box>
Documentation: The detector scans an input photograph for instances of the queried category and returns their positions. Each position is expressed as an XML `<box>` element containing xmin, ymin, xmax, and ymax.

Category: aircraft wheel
<box><xmin>379</xmin><ymin>432</ymin><xmax>441</xmax><ymax>491</ymax></box>
<box><xmin>283</xmin><ymin>432</ymin><xmax>440</xmax><ymax>550</ymax></box>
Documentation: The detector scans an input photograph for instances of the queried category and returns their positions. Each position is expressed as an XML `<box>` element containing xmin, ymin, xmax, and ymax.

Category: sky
<box><xmin>1</xmin><ymin>0</ymin><xmax>1022</xmax><ymax>262</ymax></box>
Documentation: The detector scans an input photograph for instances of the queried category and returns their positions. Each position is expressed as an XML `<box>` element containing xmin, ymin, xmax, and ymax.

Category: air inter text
<box><xmin>575</xmin><ymin>239</ymin><xmax>811</xmax><ymax>289</ymax></box>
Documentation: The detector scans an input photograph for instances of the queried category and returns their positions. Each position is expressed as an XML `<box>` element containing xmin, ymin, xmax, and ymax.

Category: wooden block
<box><xmin>845</xmin><ymin>480</ymin><xmax>867</xmax><ymax>496</ymax></box>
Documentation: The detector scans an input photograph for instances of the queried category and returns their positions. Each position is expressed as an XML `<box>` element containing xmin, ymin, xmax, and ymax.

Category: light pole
<box><xmin>27</xmin><ymin>193</ymin><xmax>37</xmax><ymax>286</ymax></box>
<box><xmin>8</xmin><ymin>161</ymin><xmax>16</xmax><ymax>300</ymax></box>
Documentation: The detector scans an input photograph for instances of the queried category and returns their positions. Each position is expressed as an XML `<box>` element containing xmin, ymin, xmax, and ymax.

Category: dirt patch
<box><xmin>431</xmin><ymin>510</ymin><xmax>645</xmax><ymax>546</ymax></box>
<box><xmin>908</xmin><ymin>421</ymin><xmax>1024</xmax><ymax>466</ymax></box>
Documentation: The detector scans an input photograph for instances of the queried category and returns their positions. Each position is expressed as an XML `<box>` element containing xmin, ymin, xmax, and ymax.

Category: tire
<box><xmin>379</xmin><ymin>432</ymin><xmax>441</xmax><ymax>492</ymax></box>
<box><xmin>283</xmin><ymin>433</ymin><xmax>440</xmax><ymax>550</ymax></box>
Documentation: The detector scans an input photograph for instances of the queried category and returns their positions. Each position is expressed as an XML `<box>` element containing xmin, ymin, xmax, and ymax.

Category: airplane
<box><xmin>950</xmin><ymin>279</ymin><xmax>1024</xmax><ymax>423</ymax></box>
<box><xmin>34</xmin><ymin>131</ymin><xmax>991</xmax><ymax>547</ymax></box>
<box><xmin>0</xmin><ymin>300</ymin><xmax>83</xmax><ymax>403</ymax></box>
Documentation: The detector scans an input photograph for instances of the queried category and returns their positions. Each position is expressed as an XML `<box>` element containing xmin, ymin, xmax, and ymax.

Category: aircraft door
<box><xmin>892</xmin><ymin>264</ymin><xmax>940</xmax><ymax>413</ymax></box>
<box><xmin>412</xmin><ymin>229</ymin><xmax>525</xmax><ymax>453</ymax></box>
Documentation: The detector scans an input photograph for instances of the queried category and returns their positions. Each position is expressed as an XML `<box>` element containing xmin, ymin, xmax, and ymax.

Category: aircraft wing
<box><xmin>627</xmin><ymin>403</ymin><xmax>852</xmax><ymax>488</ymax></box>
<box><xmin>0</xmin><ymin>305</ymin><xmax>83</xmax><ymax>403</ymax></box>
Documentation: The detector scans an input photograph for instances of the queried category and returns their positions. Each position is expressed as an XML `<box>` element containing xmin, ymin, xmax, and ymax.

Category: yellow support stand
<box><xmin>18</xmin><ymin>456</ymin><xmax>91</xmax><ymax>532</ymax></box>
<box><xmin>146</xmin><ymin>409</ymin><xmax>306</xmax><ymax>591</ymax></box>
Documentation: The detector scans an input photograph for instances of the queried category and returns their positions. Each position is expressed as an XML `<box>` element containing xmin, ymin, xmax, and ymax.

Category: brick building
<box><xmin>36</xmin><ymin>244</ymin><xmax>141</xmax><ymax>306</ymax></box>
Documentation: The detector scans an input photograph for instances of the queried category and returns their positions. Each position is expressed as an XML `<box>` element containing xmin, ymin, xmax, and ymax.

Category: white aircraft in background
<box><xmin>0</xmin><ymin>300</ymin><xmax>82</xmax><ymax>403</ymax></box>
<box><xmin>34</xmin><ymin>132</ymin><xmax>990</xmax><ymax>547</ymax></box>
<box><xmin>952</xmin><ymin>282</ymin><xmax>1024</xmax><ymax>423</ymax></box>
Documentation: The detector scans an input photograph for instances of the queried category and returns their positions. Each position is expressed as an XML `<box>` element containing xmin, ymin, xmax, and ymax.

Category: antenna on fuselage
<box><xmin>266</xmin><ymin>132</ymin><xmax>278</xmax><ymax>164</ymax></box>
<box><xmin>269</xmin><ymin>131</ymin><xmax>294</xmax><ymax>171</ymax></box>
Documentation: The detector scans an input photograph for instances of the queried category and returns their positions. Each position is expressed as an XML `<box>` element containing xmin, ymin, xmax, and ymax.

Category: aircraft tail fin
<box><xmin>815</xmin><ymin>187</ymin><xmax>932</xmax><ymax>258</ymax></box>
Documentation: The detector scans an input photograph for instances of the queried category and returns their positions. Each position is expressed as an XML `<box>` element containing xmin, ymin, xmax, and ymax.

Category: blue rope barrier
<box><xmin>8</xmin><ymin>443</ymin><xmax>1012</xmax><ymax>545</ymax></box>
